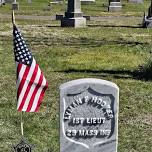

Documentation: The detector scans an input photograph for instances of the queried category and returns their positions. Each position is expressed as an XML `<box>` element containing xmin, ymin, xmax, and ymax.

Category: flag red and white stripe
<box><xmin>13</xmin><ymin>25</ymin><xmax>48</xmax><ymax>112</ymax></box>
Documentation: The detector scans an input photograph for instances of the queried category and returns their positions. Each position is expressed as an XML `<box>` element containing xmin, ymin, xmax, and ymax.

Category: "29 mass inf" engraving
<box><xmin>63</xmin><ymin>95</ymin><xmax>114</xmax><ymax>138</ymax></box>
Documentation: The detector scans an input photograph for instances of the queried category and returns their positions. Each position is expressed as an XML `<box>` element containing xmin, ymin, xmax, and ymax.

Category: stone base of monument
<box><xmin>128</xmin><ymin>0</ymin><xmax>143</xmax><ymax>3</ymax></box>
<box><xmin>83</xmin><ymin>15</ymin><xmax>91</xmax><ymax>20</ymax></box>
<box><xmin>108</xmin><ymin>2</ymin><xmax>122</xmax><ymax>12</ymax></box>
<box><xmin>56</xmin><ymin>14</ymin><xmax>64</xmax><ymax>20</ymax></box>
<box><xmin>61</xmin><ymin>17</ymin><xmax>86</xmax><ymax>28</ymax></box>
<box><xmin>143</xmin><ymin>16</ymin><xmax>152</xmax><ymax>28</ymax></box>
<box><xmin>57</xmin><ymin>15</ymin><xmax>90</xmax><ymax>21</ymax></box>
<box><xmin>12</xmin><ymin>2</ymin><xmax>19</xmax><ymax>10</ymax></box>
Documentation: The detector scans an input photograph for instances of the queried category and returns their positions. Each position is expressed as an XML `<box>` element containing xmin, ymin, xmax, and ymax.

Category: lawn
<box><xmin>0</xmin><ymin>0</ymin><xmax>152</xmax><ymax>152</ymax></box>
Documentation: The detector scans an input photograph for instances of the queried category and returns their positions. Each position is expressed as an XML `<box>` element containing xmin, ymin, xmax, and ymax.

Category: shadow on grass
<box><xmin>24</xmin><ymin>36</ymin><xmax>148</xmax><ymax>48</ymax></box>
<box><xmin>0</xmin><ymin>29</ymin><xmax>147</xmax><ymax>48</ymax></box>
<box><xmin>88</xmin><ymin>24</ymin><xmax>142</xmax><ymax>29</ymax></box>
<box><xmin>46</xmin><ymin>25</ymin><xmax>60</xmax><ymax>28</ymax></box>
<box><xmin>133</xmin><ymin>59</ymin><xmax>152</xmax><ymax>81</ymax></box>
<box><xmin>45</xmin><ymin>24</ymin><xmax>142</xmax><ymax>29</ymax></box>
<box><xmin>56</xmin><ymin>68</ymin><xmax>152</xmax><ymax>81</ymax></box>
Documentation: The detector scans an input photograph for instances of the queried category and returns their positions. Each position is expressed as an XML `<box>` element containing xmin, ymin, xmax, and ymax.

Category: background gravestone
<box><xmin>5</xmin><ymin>0</ymin><xmax>14</xmax><ymax>3</ymax></box>
<box><xmin>12</xmin><ymin>0</ymin><xmax>19</xmax><ymax>10</ymax></box>
<box><xmin>61</xmin><ymin>0</ymin><xmax>86</xmax><ymax>27</ymax></box>
<box><xmin>108</xmin><ymin>0</ymin><xmax>122</xmax><ymax>12</ymax></box>
<box><xmin>143</xmin><ymin>0</ymin><xmax>152</xmax><ymax>28</ymax></box>
<box><xmin>80</xmin><ymin>0</ymin><xmax>95</xmax><ymax>5</ymax></box>
<box><xmin>60</xmin><ymin>78</ymin><xmax>119</xmax><ymax>152</ymax></box>
<box><xmin>27</xmin><ymin>0</ymin><xmax>32</xmax><ymax>3</ymax></box>
<box><xmin>128</xmin><ymin>0</ymin><xmax>143</xmax><ymax>3</ymax></box>
<box><xmin>0</xmin><ymin>0</ymin><xmax>5</xmax><ymax>6</ymax></box>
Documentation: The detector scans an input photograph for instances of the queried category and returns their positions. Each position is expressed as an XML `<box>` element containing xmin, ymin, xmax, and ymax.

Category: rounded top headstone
<box><xmin>60</xmin><ymin>78</ymin><xmax>119</xmax><ymax>90</ymax></box>
<box><xmin>60</xmin><ymin>78</ymin><xmax>119</xmax><ymax>152</ymax></box>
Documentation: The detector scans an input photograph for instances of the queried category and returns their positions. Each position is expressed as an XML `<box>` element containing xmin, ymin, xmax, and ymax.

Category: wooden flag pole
<box><xmin>21</xmin><ymin>112</ymin><xmax>24</xmax><ymax>136</ymax></box>
<box><xmin>12</xmin><ymin>10</ymin><xmax>15</xmax><ymax>25</ymax></box>
<box><xmin>12</xmin><ymin>10</ymin><xmax>24</xmax><ymax>136</ymax></box>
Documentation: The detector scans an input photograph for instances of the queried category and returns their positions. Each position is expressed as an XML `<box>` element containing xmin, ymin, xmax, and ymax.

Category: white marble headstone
<box><xmin>60</xmin><ymin>78</ymin><xmax>119</xmax><ymax>152</ymax></box>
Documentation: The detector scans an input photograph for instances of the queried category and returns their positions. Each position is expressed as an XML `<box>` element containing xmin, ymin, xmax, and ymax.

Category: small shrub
<box><xmin>134</xmin><ymin>58</ymin><xmax>152</xmax><ymax>80</ymax></box>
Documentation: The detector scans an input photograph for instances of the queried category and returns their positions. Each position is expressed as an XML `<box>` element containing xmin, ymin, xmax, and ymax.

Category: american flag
<box><xmin>13</xmin><ymin>24</ymin><xmax>48</xmax><ymax>112</ymax></box>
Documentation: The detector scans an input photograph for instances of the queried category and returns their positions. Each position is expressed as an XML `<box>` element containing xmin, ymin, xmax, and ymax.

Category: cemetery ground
<box><xmin>0</xmin><ymin>0</ymin><xmax>152</xmax><ymax>152</ymax></box>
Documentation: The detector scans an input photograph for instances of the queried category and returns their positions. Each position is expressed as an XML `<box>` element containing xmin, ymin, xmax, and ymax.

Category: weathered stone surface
<box><xmin>61</xmin><ymin>0</ymin><xmax>86</xmax><ymax>27</ymax></box>
<box><xmin>60</xmin><ymin>78</ymin><xmax>119</xmax><ymax>152</ymax></box>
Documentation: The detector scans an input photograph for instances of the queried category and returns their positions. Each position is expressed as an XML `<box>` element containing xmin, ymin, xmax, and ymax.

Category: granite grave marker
<box><xmin>60</xmin><ymin>78</ymin><xmax>119</xmax><ymax>152</ymax></box>
<box><xmin>61</xmin><ymin>0</ymin><xmax>86</xmax><ymax>28</ymax></box>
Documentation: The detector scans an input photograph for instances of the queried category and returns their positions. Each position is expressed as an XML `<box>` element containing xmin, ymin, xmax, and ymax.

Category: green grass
<box><xmin>0</xmin><ymin>1</ymin><xmax>152</xmax><ymax>152</ymax></box>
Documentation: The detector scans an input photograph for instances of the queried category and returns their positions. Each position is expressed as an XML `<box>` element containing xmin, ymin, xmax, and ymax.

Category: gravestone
<box><xmin>128</xmin><ymin>0</ymin><xmax>143</xmax><ymax>3</ymax></box>
<box><xmin>12</xmin><ymin>0</ymin><xmax>19</xmax><ymax>10</ymax></box>
<box><xmin>5</xmin><ymin>0</ymin><xmax>14</xmax><ymax>3</ymax></box>
<box><xmin>80</xmin><ymin>0</ymin><xmax>95</xmax><ymax>4</ymax></box>
<box><xmin>27</xmin><ymin>0</ymin><xmax>32</xmax><ymax>3</ymax></box>
<box><xmin>50</xmin><ymin>0</ymin><xmax>63</xmax><ymax>4</ymax></box>
<box><xmin>108</xmin><ymin>0</ymin><xmax>122</xmax><ymax>12</ymax></box>
<box><xmin>143</xmin><ymin>0</ymin><xmax>152</xmax><ymax>28</ymax></box>
<box><xmin>61</xmin><ymin>0</ymin><xmax>86</xmax><ymax>28</ymax></box>
<box><xmin>60</xmin><ymin>78</ymin><xmax>119</xmax><ymax>152</ymax></box>
<box><xmin>0</xmin><ymin>0</ymin><xmax>5</xmax><ymax>6</ymax></box>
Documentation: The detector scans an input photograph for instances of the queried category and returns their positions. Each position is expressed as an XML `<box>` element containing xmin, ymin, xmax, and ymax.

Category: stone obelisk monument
<box><xmin>61</xmin><ymin>0</ymin><xmax>86</xmax><ymax>28</ymax></box>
